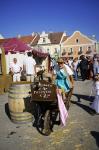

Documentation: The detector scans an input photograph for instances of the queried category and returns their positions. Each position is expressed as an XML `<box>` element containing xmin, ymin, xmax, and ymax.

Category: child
<box><xmin>90</xmin><ymin>74</ymin><xmax>99</xmax><ymax>114</ymax></box>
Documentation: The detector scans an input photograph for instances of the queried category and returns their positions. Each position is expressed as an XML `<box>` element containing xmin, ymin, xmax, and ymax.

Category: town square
<box><xmin>0</xmin><ymin>0</ymin><xmax>99</xmax><ymax>150</ymax></box>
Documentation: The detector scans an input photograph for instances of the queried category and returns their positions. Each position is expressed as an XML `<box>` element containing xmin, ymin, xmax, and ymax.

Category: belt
<box><xmin>27</xmin><ymin>74</ymin><xmax>33</xmax><ymax>76</ymax></box>
<box><xmin>14</xmin><ymin>72</ymin><xmax>20</xmax><ymax>74</ymax></box>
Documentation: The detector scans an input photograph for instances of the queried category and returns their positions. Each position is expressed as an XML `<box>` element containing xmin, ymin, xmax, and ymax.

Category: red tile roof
<box><xmin>18</xmin><ymin>35</ymin><xmax>35</xmax><ymax>44</ymax></box>
<box><xmin>62</xmin><ymin>36</ymin><xmax>69</xmax><ymax>42</ymax></box>
<box><xmin>48</xmin><ymin>32</ymin><xmax>63</xmax><ymax>44</ymax></box>
<box><xmin>30</xmin><ymin>34</ymin><xmax>40</xmax><ymax>46</ymax></box>
<box><xmin>31</xmin><ymin>32</ymin><xmax>65</xmax><ymax>46</ymax></box>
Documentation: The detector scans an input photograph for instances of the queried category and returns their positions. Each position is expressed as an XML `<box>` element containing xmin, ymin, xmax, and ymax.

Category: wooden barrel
<box><xmin>8</xmin><ymin>82</ymin><xmax>33</xmax><ymax>124</ymax></box>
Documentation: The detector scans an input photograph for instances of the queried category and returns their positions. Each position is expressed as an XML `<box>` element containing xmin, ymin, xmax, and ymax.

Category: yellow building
<box><xmin>61</xmin><ymin>31</ymin><xmax>97</xmax><ymax>59</ymax></box>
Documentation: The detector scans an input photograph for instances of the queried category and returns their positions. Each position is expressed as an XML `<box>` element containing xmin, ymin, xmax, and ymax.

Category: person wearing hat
<box><xmin>56</xmin><ymin>58</ymin><xmax>74</xmax><ymax>86</ymax></box>
<box><xmin>53</xmin><ymin>58</ymin><xmax>74</xmax><ymax>109</ymax></box>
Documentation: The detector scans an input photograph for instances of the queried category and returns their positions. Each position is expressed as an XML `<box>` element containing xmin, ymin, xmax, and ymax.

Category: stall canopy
<box><xmin>1</xmin><ymin>38</ymin><xmax>31</xmax><ymax>54</ymax></box>
<box><xmin>32</xmin><ymin>48</ymin><xmax>49</xmax><ymax>58</ymax></box>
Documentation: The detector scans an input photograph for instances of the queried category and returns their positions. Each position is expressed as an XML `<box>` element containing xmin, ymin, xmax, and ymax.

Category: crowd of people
<box><xmin>9</xmin><ymin>52</ymin><xmax>99</xmax><ymax>83</ymax></box>
<box><xmin>57</xmin><ymin>54</ymin><xmax>99</xmax><ymax>81</ymax></box>
<box><xmin>9</xmin><ymin>52</ymin><xmax>99</xmax><ymax>115</ymax></box>
<box><xmin>50</xmin><ymin>54</ymin><xmax>99</xmax><ymax>114</ymax></box>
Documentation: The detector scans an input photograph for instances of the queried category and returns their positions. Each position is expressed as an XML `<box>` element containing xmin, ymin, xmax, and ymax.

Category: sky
<box><xmin>0</xmin><ymin>0</ymin><xmax>99</xmax><ymax>40</ymax></box>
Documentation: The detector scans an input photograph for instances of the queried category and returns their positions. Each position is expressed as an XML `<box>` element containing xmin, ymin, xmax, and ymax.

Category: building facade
<box><xmin>30</xmin><ymin>31</ymin><xmax>68</xmax><ymax>59</ymax></box>
<box><xmin>61</xmin><ymin>31</ymin><xmax>97</xmax><ymax>59</ymax></box>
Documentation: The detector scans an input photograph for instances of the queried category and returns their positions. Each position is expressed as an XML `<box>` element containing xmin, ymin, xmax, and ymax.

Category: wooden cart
<box><xmin>31</xmin><ymin>78</ymin><xmax>71</xmax><ymax>135</ymax></box>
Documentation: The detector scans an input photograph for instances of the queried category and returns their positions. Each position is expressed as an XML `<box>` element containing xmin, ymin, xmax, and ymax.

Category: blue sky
<box><xmin>0</xmin><ymin>0</ymin><xmax>99</xmax><ymax>40</ymax></box>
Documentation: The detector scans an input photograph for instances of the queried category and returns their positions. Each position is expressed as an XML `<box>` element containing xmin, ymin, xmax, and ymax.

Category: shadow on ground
<box><xmin>5</xmin><ymin>103</ymin><xmax>11</xmax><ymax>119</ymax></box>
<box><xmin>73</xmin><ymin>93</ymin><xmax>94</xmax><ymax>102</ymax></box>
<box><xmin>71</xmin><ymin>100</ymin><xmax>96</xmax><ymax>115</ymax></box>
<box><xmin>91</xmin><ymin>131</ymin><xmax>99</xmax><ymax>147</ymax></box>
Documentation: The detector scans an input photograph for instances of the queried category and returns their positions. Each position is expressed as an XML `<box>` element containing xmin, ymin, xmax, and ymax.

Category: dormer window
<box><xmin>43</xmin><ymin>38</ymin><xmax>46</xmax><ymax>43</ymax></box>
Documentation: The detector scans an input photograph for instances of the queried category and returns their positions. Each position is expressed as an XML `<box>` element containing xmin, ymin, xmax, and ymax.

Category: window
<box><xmin>76</xmin><ymin>39</ymin><xmax>79</xmax><ymax>43</ymax></box>
<box><xmin>88</xmin><ymin>46</ymin><xmax>91</xmax><ymax>51</ymax></box>
<box><xmin>86</xmin><ymin>46</ymin><xmax>92</xmax><ymax>54</ymax></box>
<box><xmin>68</xmin><ymin>48</ymin><xmax>73</xmax><ymax>55</ymax></box>
<box><xmin>43</xmin><ymin>38</ymin><xmax>46</xmax><ymax>43</ymax></box>
<box><xmin>79</xmin><ymin>47</ymin><xmax>82</xmax><ymax>52</ymax></box>
<box><xmin>47</xmin><ymin>49</ymin><xmax>50</xmax><ymax>54</ymax></box>
<box><xmin>78</xmin><ymin>47</ymin><xmax>83</xmax><ymax>55</ymax></box>
<box><xmin>70</xmin><ymin>48</ymin><xmax>73</xmax><ymax>53</ymax></box>
<box><xmin>62</xmin><ymin>49</ymin><xmax>66</xmax><ymax>55</ymax></box>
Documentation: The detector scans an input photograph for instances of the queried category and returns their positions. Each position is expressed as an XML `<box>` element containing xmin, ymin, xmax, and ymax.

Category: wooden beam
<box><xmin>1</xmin><ymin>48</ymin><xmax>6</xmax><ymax>75</ymax></box>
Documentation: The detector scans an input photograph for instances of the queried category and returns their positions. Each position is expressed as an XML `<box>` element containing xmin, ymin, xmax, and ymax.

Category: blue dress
<box><xmin>55</xmin><ymin>69</ymin><xmax>70</xmax><ymax>93</ymax></box>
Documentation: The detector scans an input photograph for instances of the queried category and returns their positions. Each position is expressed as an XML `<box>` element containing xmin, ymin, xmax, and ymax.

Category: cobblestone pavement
<box><xmin>0</xmin><ymin>80</ymin><xmax>99</xmax><ymax>150</ymax></box>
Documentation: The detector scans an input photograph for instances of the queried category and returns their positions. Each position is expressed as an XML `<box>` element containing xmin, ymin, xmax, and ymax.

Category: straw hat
<box><xmin>57</xmin><ymin>58</ymin><xmax>64</xmax><ymax>63</ymax></box>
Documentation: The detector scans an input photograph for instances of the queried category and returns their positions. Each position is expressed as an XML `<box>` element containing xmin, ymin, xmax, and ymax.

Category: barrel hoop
<box><xmin>9</xmin><ymin>87</ymin><xmax>30</xmax><ymax>90</ymax></box>
<box><xmin>11</xmin><ymin>118</ymin><xmax>33</xmax><ymax>124</ymax></box>
<box><xmin>11</xmin><ymin>115</ymin><xmax>32</xmax><ymax>120</ymax></box>
<box><xmin>8</xmin><ymin>95</ymin><xmax>31</xmax><ymax>99</ymax></box>
<box><xmin>10</xmin><ymin>84</ymin><xmax>31</xmax><ymax>88</ymax></box>
<box><xmin>8</xmin><ymin>91</ymin><xmax>31</xmax><ymax>94</ymax></box>
<box><xmin>11</xmin><ymin>115</ymin><xmax>33</xmax><ymax>120</ymax></box>
<box><xmin>10</xmin><ymin>111</ymin><xmax>33</xmax><ymax>123</ymax></box>
<box><xmin>11</xmin><ymin>117</ymin><xmax>32</xmax><ymax>121</ymax></box>
<box><xmin>10</xmin><ymin>111</ymin><xmax>32</xmax><ymax>116</ymax></box>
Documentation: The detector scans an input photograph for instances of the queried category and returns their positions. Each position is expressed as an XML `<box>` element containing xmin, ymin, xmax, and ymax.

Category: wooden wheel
<box><xmin>65</xmin><ymin>88</ymin><xmax>73</xmax><ymax>110</ymax></box>
<box><xmin>43</xmin><ymin>110</ymin><xmax>52</xmax><ymax>136</ymax></box>
<box><xmin>36</xmin><ymin>107</ymin><xmax>52</xmax><ymax>136</ymax></box>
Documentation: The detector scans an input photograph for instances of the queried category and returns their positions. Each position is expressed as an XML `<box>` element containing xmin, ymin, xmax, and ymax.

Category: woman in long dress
<box><xmin>91</xmin><ymin>74</ymin><xmax>99</xmax><ymax>114</ymax></box>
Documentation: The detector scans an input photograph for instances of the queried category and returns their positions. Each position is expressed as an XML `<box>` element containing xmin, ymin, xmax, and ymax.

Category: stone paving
<box><xmin>0</xmin><ymin>80</ymin><xmax>99</xmax><ymax>150</ymax></box>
